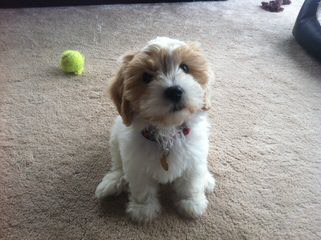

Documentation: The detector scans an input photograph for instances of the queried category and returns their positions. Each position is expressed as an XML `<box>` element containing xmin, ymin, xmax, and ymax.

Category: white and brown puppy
<box><xmin>95</xmin><ymin>37</ymin><xmax>215</xmax><ymax>223</ymax></box>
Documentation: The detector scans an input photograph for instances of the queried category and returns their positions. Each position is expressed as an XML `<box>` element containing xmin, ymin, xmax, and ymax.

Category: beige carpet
<box><xmin>1</xmin><ymin>0</ymin><xmax>321</xmax><ymax>239</ymax></box>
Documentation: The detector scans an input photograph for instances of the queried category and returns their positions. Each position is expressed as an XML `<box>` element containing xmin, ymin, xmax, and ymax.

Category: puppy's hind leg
<box><xmin>95</xmin><ymin>136</ymin><xmax>126</xmax><ymax>199</ymax></box>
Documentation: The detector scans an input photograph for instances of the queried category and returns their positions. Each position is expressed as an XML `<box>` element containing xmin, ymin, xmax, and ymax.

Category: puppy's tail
<box><xmin>95</xmin><ymin>169</ymin><xmax>127</xmax><ymax>199</ymax></box>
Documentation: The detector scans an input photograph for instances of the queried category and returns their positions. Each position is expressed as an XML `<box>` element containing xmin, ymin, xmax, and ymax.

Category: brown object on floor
<box><xmin>261</xmin><ymin>0</ymin><xmax>292</xmax><ymax>12</ymax></box>
<box><xmin>1</xmin><ymin>1</ymin><xmax>320</xmax><ymax>239</ymax></box>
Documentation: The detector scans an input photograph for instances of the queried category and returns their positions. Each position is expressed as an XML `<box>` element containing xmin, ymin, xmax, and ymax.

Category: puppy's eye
<box><xmin>180</xmin><ymin>64</ymin><xmax>189</xmax><ymax>73</ymax></box>
<box><xmin>143</xmin><ymin>72</ymin><xmax>153</xmax><ymax>84</ymax></box>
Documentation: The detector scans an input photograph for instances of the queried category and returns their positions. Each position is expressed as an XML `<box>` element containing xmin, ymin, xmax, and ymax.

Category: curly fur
<box><xmin>95</xmin><ymin>37</ymin><xmax>215</xmax><ymax>223</ymax></box>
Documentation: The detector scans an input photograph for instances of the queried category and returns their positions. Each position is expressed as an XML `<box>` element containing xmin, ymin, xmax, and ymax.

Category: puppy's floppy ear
<box><xmin>186</xmin><ymin>41</ymin><xmax>202</xmax><ymax>49</ymax></box>
<box><xmin>202</xmin><ymin>67</ymin><xmax>214</xmax><ymax>111</ymax></box>
<box><xmin>202</xmin><ymin>84</ymin><xmax>212</xmax><ymax>111</ymax></box>
<box><xmin>186</xmin><ymin>42</ymin><xmax>212</xmax><ymax>111</ymax></box>
<box><xmin>109</xmin><ymin>53</ymin><xmax>136</xmax><ymax>126</ymax></box>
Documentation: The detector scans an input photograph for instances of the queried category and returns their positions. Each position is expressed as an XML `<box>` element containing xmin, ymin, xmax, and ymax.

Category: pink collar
<box><xmin>141</xmin><ymin>124</ymin><xmax>191</xmax><ymax>145</ymax></box>
<box><xmin>141</xmin><ymin>124</ymin><xmax>191</xmax><ymax>171</ymax></box>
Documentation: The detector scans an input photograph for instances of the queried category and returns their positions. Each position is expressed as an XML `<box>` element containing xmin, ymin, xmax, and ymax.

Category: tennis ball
<box><xmin>60</xmin><ymin>50</ymin><xmax>85</xmax><ymax>75</ymax></box>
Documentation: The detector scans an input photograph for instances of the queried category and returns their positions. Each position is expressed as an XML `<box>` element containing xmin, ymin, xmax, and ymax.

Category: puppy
<box><xmin>95</xmin><ymin>37</ymin><xmax>215</xmax><ymax>223</ymax></box>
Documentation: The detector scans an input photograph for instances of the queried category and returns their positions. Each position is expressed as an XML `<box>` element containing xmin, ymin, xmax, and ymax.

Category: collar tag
<box><xmin>141</xmin><ymin>123</ymin><xmax>191</xmax><ymax>171</ymax></box>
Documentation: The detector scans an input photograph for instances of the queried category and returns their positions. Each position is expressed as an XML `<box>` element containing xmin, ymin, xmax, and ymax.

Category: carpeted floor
<box><xmin>1</xmin><ymin>0</ymin><xmax>321</xmax><ymax>239</ymax></box>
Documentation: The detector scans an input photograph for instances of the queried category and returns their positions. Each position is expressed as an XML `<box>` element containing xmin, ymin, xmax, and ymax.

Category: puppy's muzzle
<box><xmin>164</xmin><ymin>85</ymin><xmax>185</xmax><ymax>112</ymax></box>
<box><xmin>164</xmin><ymin>85</ymin><xmax>184</xmax><ymax>103</ymax></box>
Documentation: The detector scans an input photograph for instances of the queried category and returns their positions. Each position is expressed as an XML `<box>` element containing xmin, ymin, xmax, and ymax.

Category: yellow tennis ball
<box><xmin>60</xmin><ymin>50</ymin><xmax>85</xmax><ymax>75</ymax></box>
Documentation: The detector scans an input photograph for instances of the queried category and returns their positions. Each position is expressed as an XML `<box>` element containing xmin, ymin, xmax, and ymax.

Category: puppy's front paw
<box><xmin>95</xmin><ymin>171</ymin><xmax>126</xmax><ymax>199</ymax></box>
<box><xmin>205</xmin><ymin>174</ymin><xmax>215</xmax><ymax>194</ymax></box>
<box><xmin>176</xmin><ymin>196</ymin><xmax>208</xmax><ymax>218</ymax></box>
<box><xmin>126</xmin><ymin>199</ymin><xmax>161</xmax><ymax>223</ymax></box>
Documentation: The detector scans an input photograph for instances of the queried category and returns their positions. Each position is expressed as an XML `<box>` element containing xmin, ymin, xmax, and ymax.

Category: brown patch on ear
<box><xmin>202</xmin><ymin>84</ymin><xmax>212</xmax><ymax>111</ymax></box>
<box><xmin>121</xmin><ymin>52</ymin><xmax>137</xmax><ymax>64</ymax></box>
<box><xmin>178</xmin><ymin>42</ymin><xmax>213</xmax><ymax>111</ymax></box>
<box><xmin>178</xmin><ymin>42</ymin><xmax>209</xmax><ymax>85</ymax></box>
<box><xmin>109</xmin><ymin>53</ymin><xmax>136</xmax><ymax>126</ymax></box>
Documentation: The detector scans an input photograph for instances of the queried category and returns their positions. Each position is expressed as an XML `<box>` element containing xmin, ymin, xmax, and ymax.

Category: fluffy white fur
<box><xmin>95</xmin><ymin>37</ymin><xmax>215</xmax><ymax>223</ymax></box>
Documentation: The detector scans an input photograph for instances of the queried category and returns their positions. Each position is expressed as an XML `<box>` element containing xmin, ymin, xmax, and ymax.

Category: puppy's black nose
<box><xmin>164</xmin><ymin>86</ymin><xmax>184</xmax><ymax>103</ymax></box>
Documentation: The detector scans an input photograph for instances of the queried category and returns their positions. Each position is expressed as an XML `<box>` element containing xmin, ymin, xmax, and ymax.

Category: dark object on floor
<box><xmin>293</xmin><ymin>0</ymin><xmax>321</xmax><ymax>61</ymax></box>
<box><xmin>261</xmin><ymin>0</ymin><xmax>292</xmax><ymax>12</ymax></box>
<box><xmin>0</xmin><ymin>0</ymin><xmax>227</xmax><ymax>9</ymax></box>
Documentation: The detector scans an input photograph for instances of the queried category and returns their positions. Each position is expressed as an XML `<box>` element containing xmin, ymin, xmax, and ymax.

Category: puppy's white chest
<box><xmin>141</xmin><ymin>125</ymin><xmax>191</xmax><ymax>172</ymax></box>
<box><xmin>141</xmin><ymin>129</ymin><xmax>206</xmax><ymax>184</ymax></box>
<box><xmin>117</xmin><ymin>114</ymin><xmax>209</xmax><ymax>184</ymax></box>
<box><xmin>147</xmin><ymin>139</ymin><xmax>192</xmax><ymax>183</ymax></box>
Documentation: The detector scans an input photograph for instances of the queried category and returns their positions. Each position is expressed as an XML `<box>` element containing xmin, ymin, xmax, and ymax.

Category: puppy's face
<box><xmin>110</xmin><ymin>37</ymin><xmax>212</xmax><ymax>128</ymax></box>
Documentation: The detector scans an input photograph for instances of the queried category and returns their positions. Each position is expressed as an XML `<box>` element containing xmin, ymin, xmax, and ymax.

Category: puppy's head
<box><xmin>109</xmin><ymin>37</ymin><xmax>212</xmax><ymax>128</ymax></box>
